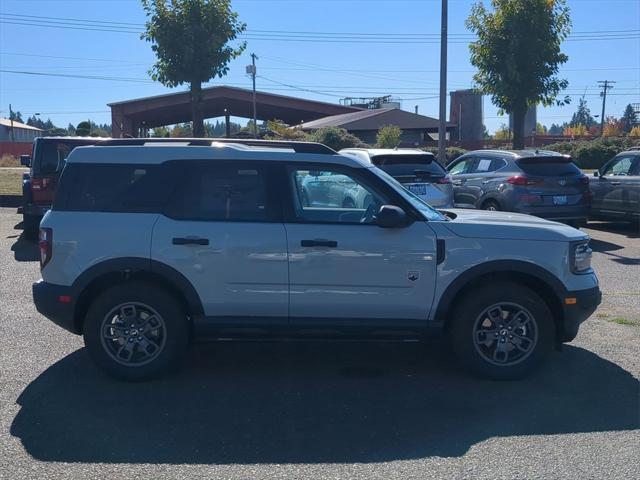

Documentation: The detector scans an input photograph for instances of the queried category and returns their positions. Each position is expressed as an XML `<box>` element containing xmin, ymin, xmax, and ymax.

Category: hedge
<box><xmin>544</xmin><ymin>137</ymin><xmax>640</xmax><ymax>170</ymax></box>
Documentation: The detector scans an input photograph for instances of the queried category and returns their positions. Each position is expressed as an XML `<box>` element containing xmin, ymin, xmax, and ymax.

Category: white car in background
<box><xmin>339</xmin><ymin>148</ymin><xmax>455</xmax><ymax>208</ymax></box>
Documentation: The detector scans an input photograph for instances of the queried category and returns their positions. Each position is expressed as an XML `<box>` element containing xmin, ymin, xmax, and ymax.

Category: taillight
<box><xmin>31</xmin><ymin>178</ymin><xmax>52</xmax><ymax>191</ymax></box>
<box><xmin>39</xmin><ymin>228</ymin><xmax>52</xmax><ymax>270</ymax></box>
<box><xmin>579</xmin><ymin>174</ymin><xmax>589</xmax><ymax>185</ymax></box>
<box><xmin>506</xmin><ymin>176</ymin><xmax>542</xmax><ymax>186</ymax></box>
<box><xmin>31</xmin><ymin>178</ymin><xmax>43</xmax><ymax>191</ymax></box>
<box><xmin>437</xmin><ymin>174</ymin><xmax>452</xmax><ymax>184</ymax></box>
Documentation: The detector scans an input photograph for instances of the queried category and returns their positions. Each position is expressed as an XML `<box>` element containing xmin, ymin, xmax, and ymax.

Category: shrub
<box><xmin>545</xmin><ymin>137</ymin><xmax>640</xmax><ymax>170</ymax></box>
<box><xmin>376</xmin><ymin>125</ymin><xmax>402</xmax><ymax>148</ymax></box>
<box><xmin>0</xmin><ymin>154</ymin><xmax>20</xmax><ymax>167</ymax></box>
<box><xmin>422</xmin><ymin>147</ymin><xmax>467</xmax><ymax>165</ymax></box>
<box><xmin>309</xmin><ymin>127</ymin><xmax>367</xmax><ymax>151</ymax></box>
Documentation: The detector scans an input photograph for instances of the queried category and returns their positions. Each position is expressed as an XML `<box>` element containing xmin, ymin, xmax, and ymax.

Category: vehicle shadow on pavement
<box><xmin>10</xmin><ymin>234</ymin><xmax>39</xmax><ymax>262</ymax></box>
<box><xmin>11</xmin><ymin>341</ymin><xmax>639</xmax><ymax>464</ymax></box>
<box><xmin>587</xmin><ymin>221</ymin><xmax>639</xmax><ymax>239</ymax></box>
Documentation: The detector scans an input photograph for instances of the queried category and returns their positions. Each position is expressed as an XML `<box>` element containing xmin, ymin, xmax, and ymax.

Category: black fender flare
<box><xmin>433</xmin><ymin>260</ymin><xmax>566</xmax><ymax>324</ymax></box>
<box><xmin>71</xmin><ymin>257</ymin><xmax>204</xmax><ymax>320</ymax></box>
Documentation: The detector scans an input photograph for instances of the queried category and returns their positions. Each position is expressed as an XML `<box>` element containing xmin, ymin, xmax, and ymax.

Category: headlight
<box><xmin>571</xmin><ymin>240</ymin><xmax>592</xmax><ymax>274</ymax></box>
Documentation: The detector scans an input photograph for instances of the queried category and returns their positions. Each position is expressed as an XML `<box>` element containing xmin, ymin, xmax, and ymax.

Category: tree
<box><xmin>310</xmin><ymin>127</ymin><xmax>367</xmax><ymax>150</ymax></box>
<box><xmin>570</xmin><ymin>98</ymin><xmax>596</xmax><ymax>127</ymax></box>
<box><xmin>630</xmin><ymin>125</ymin><xmax>640</xmax><ymax>137</ymax></box>
<box><xmin>264</xmin><ymin>119</ymin><xmax>310</xmax><ymax>141</ymax></box>
<box><xmin>535</xmin><ymin>123</ymin><xmax>547</xmax><ymax>135</ymax></box>
<box><xmin>548</xmin><ymin>123</ymin><xmax>564</xmax><ymax>135</ymax></box>
<box><xmin>621</xmin><ymin>104</ymin><xmax>638</xmax><ymax>134</ymax></box>
<box><xmin>141</xmin><ymin>0</ymin><xmax>246</xmax><ymax>137</ymax></box>
<box><xmin>602</xmin><ymin>116</ymin><xmax>623</xmax><ymax>137</ymax></box>
<box><xmin>9</xmin><ymin>110</ymin><xmax>24</xmax><ymax>123</ymax></box>
<box><xmin>376</xmin><ymin>125</ymin><xmax>402</xmax><ymax>148</ymax></box>
<box><xmin>563</xmin><ymin>124</ymin><xmax>588</xmax><ymax>137</ymax></box>
<box><xmin>493</xmin><ymin>123</ymin><xmax>511</xmax><ymax>140</ymax></box>
<box><xmin>467</xmin><ymin>0</ymin><xmax>571</xmax><ymax>149</ymax></box>
<box><xmin>76</xmin><ymin>121</ymin><xmax>91</xmax><ymax>136</ymax></box>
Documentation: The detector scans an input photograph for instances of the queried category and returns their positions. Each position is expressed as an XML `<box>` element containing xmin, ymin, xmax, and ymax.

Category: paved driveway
<box><xmin>1</xmin><ymin>208</ymin><xmax>638</xmax><ymax>480</ymax></box>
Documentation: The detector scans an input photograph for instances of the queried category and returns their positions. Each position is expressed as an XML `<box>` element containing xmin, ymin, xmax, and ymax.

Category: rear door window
<box><xmin>448</xmin><ymin>157</ymin><xmax>476</xmax><ymax>175</ymax></box>
<box><xmin>55</xmin><ymin>163</ymin><xmax>178</xmax><ymax>212</ymax></box>
<box><xmin>166</xmin><ymin>162</ymin><xmax>277</xmax><ymax>222</ymax></box>
<box><xmin>516</xmin><ymin>157</ymin><xmax>581</xmax><ymax>176</ymax></box>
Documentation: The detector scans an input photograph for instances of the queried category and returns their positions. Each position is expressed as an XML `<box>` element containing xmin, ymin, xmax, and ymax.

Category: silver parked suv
<box><xmin>339</xmin><ymin>148</ymin><xmax>454</xmax><ymax>208</ymax></box>
<box><xmin>32</xmin><ymin>139</ymin><xmax>600</xmax><ymax>381</ymax></box>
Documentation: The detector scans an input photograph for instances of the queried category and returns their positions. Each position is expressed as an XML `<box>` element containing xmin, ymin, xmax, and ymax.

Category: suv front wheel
<box><xmin>451</xmin><ymin>282</ymin><xmax>554</xmax><ymax>380</ymax></box>
<box><xmin>83</xmin><ymin>282</ymin><xmax>189</xmax><ymax>380</ymax></box>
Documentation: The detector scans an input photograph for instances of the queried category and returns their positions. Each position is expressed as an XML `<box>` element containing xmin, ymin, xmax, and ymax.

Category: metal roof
<box><xmin>300</xmin><ymin>108</ymin><xmax>456</xmax><ymax>132</ymax></box>
<box><xmin>0</xmin><ymin>118</ymin><xmax>43</xmax><ymax>131</ymax></box>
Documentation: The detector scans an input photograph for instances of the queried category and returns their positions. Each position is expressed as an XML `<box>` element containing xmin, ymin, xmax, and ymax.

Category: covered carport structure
<box><xmin>108</xmin><ymin>85</ymin><xmax>362</xmax><ymax>138</ymax></box>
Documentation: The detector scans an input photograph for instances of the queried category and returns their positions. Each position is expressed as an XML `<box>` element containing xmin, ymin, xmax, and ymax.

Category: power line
<box><xmin>1</xmin><ymin>13</ymin><xmax>639</xmax><ymax>43</ymax></box>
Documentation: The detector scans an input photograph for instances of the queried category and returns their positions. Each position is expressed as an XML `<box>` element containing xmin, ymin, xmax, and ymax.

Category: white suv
<box><xmin>33</xmin><ymin>139</ymin><xmax>601</xmax><ymax>381</ymax></box>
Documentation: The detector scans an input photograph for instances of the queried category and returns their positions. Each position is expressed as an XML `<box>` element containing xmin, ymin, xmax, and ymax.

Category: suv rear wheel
<box><xmin>83</xmin><ymin>282</ymin><xmax>189</xmax><ymax>381</ymax></box>
<box><xmin>450</xmin><ymin>282</ymin><xmax>554</xmax><ymax>380</ymax></box>
<box><xmin>481</xmin><ymin>200</ymin><xmax>500</xmax><ymax>211</ymax></box>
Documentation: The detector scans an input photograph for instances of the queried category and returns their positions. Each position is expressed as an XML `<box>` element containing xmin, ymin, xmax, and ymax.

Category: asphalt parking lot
<box><xmin>0</xmin><ymin>207</ymin><xmax>638</xmax><ymax>480</ymax></box>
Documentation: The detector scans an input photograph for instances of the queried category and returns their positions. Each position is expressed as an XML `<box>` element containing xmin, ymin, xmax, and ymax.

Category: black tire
<box><xmin>450</xmin><ymin>282</ymin><xmax>554</xmax><ymax>380</ymax></box>
<box><xmin>83</xmin><ymin>281</ymin><xmax>189</xmax><ymax>381</ymax></box>
<box><xmin>481</xmin><ymin>200</ymin><xmax>500</xmax><ymax>211</ymax></box>
<box><xmin>22</xmin><ymin>214</ymin><xmax>40</xmax><ymax>240</ymax></box>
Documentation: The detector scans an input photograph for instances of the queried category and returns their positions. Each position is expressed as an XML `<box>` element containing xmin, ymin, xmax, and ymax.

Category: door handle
<box><xmin>301</xmin><ymin>239</ymin><xmax>338</xmax><ymax>248</ymax></box>
<box><xmin>610</xmin><ymin>181</ymin><xmax>621</xmax><ymax>186</ymax></box>
<box><xmin>452</xmin><ymin>180</ymin><xmax>463</xmax><ymax>186</ymax></box>
<box><xmin>172</xmin><ymin>237</ymin><xmax>209</xmax><ymax>246</ymax></box>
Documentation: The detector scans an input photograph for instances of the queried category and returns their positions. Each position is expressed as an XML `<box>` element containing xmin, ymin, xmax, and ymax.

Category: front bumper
<box><xmin>33</xmin><ymin>280</ymin><xmax>79</xmax><ymax>334</ymax></box>
<box><xmin>559</xmin><ymin>285</ymin><xmax>602</xmax><ymax>342</ymax></box>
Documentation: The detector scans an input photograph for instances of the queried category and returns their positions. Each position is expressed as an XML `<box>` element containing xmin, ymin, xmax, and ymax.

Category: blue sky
<box><xmin>0</xmin><ymin>0</ymin><xmax>638</xmax><ymax>133</ymax></box>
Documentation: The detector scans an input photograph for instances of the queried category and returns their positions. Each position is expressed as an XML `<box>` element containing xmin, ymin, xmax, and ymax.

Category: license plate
<box><xmin>408</xmin><ymin>184</ymin><xmax>427</xmax><ymax>195</ymax></box>
<box><xmin>553</xmin><ymin>195</ymin><xmax>568</xmax><ymax>205</ymax></box>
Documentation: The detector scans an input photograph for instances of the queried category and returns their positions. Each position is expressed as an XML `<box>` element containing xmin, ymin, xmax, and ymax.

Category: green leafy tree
<box><xmin>570</xmin><ymin>98</ymin><xmax>596</xmax><ymax>127</ymax></box>
<box><xmin>376</xmin><ymin>125</ymin><xmax>402</xmax><ymax>148</ymax></box>
<box><xmin>76</xmin><ymin>121</ymin><xmax>91</xmax><ymax>136</ymax></box>
<box><xmin>535</xmin><ymin>122</ymin><xmax>547</xmax><ymax>135</ymax></box>
<box><xmin>467</xmin><ymin>0</ymin><xmax>571</xmax><ymax>149</ymax></box>
<box><xmin>621</xmin><ymin>104</ymin><xmax>638</xmax><ymax>134</ymax></box>
<box><xmin>141</xmin><ymin>0</ymin><xmax>246</xmax><ymax>137</ymax></box>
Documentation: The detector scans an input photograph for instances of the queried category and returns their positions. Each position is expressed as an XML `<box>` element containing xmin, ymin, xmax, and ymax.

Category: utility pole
<box><xmin>8</xmin><ymin>104</ymin><xmax>15</xmax><ymax>142</ymax></box>
<box><xmin>246</xmin><ymin>53</ymin><xmax>258</xmax><ymax>138</ymax></box>
<box><xmin>438</xmin><ymin>0</ymin><xmax>448</xmax><ymax>163</ymax></box>
<box><xmin>598</xmin><ymin>80</ymin><xmax>615</xmax><ymax>136</ymax></box>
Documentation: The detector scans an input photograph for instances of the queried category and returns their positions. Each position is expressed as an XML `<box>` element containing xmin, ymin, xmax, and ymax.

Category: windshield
<box><xmin>370</xmin><ymin>166</ymin><xmax>447</xmax><ymax>221</ymax></box>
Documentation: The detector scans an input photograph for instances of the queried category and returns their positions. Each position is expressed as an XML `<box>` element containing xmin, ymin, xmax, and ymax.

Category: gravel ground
<box><xmin>0</xmin><ymin>208</ymin><xmax>638</xmax><ymax>480</ymax></box>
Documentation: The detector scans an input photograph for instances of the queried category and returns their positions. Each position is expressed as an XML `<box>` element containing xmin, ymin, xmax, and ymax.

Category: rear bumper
<box><xmin>559</xmin><ymin>285</ymin><xmax>602</xmax><ymax>342</ymax></box>
<box><xmin>32</xmin><ymin>280</ymin><xmax>79</xmax><ymax>334</ymax></box>
<box><xmin>515</xmin><ymin>205</ymin><xmax>589</xmax><ymax>222</ymax></box>
<box><xmin>22</xmin><ymin>203</ymin><xmax>49</xmax><ymax>217</ymax></box>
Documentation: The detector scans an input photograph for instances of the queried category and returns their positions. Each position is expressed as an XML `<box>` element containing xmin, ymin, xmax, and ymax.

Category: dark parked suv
<box><xmin>447</xmin><ymin>150</ymin><xmax>590</xmax><ymax>225</ymax></box>
<box><xmin>20</xmin><ymin>137</ymin><xmax>104</xmax><ymax>236</ymax></box>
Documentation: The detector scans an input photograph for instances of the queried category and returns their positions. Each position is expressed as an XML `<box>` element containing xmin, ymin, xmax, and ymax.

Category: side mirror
<box><xmin>374</xmin><ymin>205</ymin><xmax>411</xmax><ymax>228</ymax></box>
<box><xmin>20</xmin><ymin>155</ymin><xmax>31</xmax><ymax>167</ymax></box>
<box><xmin>593</xmin><ymin>170</ymin><xmax>599</xmax><ymax>177</ymax></box>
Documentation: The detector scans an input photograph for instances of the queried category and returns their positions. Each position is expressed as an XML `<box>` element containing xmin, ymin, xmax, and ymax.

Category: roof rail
<box><xmin>97</xmin><ymin>137</ymin><xmax>337</xmax><ymax>154</ymax></box>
